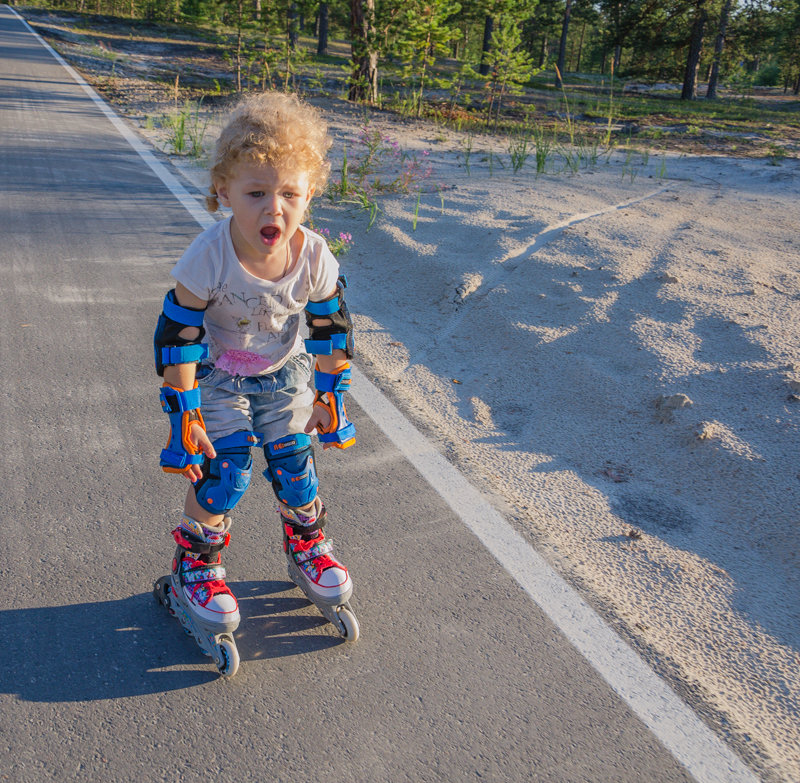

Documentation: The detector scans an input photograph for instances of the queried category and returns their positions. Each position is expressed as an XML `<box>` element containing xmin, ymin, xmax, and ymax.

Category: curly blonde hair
<box><xmin>206</xmin><ymin>91</ymin><xmax>332</xmax><ymax>212</ymax></box>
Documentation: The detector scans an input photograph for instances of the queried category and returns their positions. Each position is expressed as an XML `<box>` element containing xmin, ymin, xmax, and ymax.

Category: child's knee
<box><xmin>193</xmin><ymin>431</ymin><xmax>261</xmax><ymax>513</ymax></box>
<box><xmin>263</xmin><ymin>433</ymin><xmax>318</xmax><ymax>508</ymax></box>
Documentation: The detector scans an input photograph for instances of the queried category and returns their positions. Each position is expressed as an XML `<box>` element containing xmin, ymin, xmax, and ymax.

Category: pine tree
<box><xmin>479</xmin><ymin>19</ymin><xmax>538</xmax><ymax>128</ymax></box>
<box><xmin>396</xmin><ymin>0</ymin><xmax>462</xmax><ymax>116</ymax></box>
<box><xmin>706</xmin><ymin>0</ymin><xmax>733</xmax><ymax>98</ymax></box>
<box><xmin>554</xmin><ymin>0</ymin><xmax>574</xmax><ymax>88</ymax></box>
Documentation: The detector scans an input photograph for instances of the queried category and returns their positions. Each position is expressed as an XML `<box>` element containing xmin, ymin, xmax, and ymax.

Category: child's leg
<box><xmin>263</xmin><ymin>433</ymin><xmax>352</xmax><ymax>606</ymax></box>
<box><xmin>184</xmin><ymin>486</ymin><xmax>225</xmax><ymax>527</ymax></box>
<box><xmin>171</xmin><ymin>429</ymin><xmax>261</xmax><ymax>627</ymax></box>
<box><xmin>251</xmin><ymin>354</ymin><xmax>353</xmax><ymax>606</ymax></box>
<box><xmin>169</xmin><ymin>366</ymin><xmax>260</xmax><ymax>630</ymax></box>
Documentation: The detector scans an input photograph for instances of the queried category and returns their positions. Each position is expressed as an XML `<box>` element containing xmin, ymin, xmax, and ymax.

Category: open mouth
<box><xmin>260</xmin><ymin>226</ymin><xmax>280</xmax><ymax>244</ymax></box>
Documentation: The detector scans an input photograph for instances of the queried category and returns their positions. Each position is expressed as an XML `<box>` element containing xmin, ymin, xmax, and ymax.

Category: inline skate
<box><xmin>153</xmin><ymin>516</ymin><xmax>240</xmax><ymax>677</ymax></box>
<box><xmin>281</xmin><ymin>499</ymin><xmax>359</xmax><ymax>642</ymax></box>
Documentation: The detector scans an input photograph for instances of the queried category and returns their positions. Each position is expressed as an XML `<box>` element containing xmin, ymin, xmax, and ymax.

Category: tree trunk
<box><xmin>681</xmin><ymin>2</ymin><xmax>708</xmax><ymax>100</ymax></box>
<box><xmin>317</xmin><ymin>2</ymin><xmax>329</xmax><ymax>55</ymax></box>
<box><xmin>479</xmin><ymin>16</ymin><xmax>493</xmax><ymax>76</ymax></box>
<box><xmin>706</xmin><ymin>0</ymin><xmax>732</xmax><ymax>99</ymax></box>
<box><xmin>555</xmin><ymin>0</ymin><xmax>573</xmax><ymax>88</ymax></box>
<box><xmin>613</xmin><ymin>44</ymin><xmax>621</xmax><ymax>74</ymax></box>
<box><xmin>348</xmin><ymin>0</ymin><xmax>378</xmax><ymax>104</ymax></box>
<box><xmin>254</xmin><ymin>0</ymin><xmax>261</xmax><ymax>21</ymax></box>
<box><xmin>576</xmin><ymin>21</ymin><xmax>586</xmax><ymax>73</ymax></box>
<box><xmin>288</xmin><ymin>2</ymin><xmax>298</xmax><ymax>50</ymax></box>
<box><xmin>235</xmin><ymin>1</ymin><xmax>244</xmax><ymax>92</ymax></box>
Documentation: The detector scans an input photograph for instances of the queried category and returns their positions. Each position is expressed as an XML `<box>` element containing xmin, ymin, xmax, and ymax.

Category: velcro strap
<box><xmin>160</xmin><ymin>343</ymin><xmax>209</xmax><ymax>367</ymax></box>
<box><xmin>160</xmin><ymin>448</ymin><xmax>204</xmax><ymax>469</ymax></box>
<box><xmin>318</xmin><ymin>421</ymin><xmax>356</xmax><ymax>446</ymax></box>
<box><xmin>305</xmin><ymin>297</ymin><xmax>340</xmax><ymax>317</ymax></box>
<box><xmin>314</xmin><ymin>365</ymin><xmax>351</xmax><ymax>394</ymax></box>
<box><xmin>160</xmin><ymin>385</ymin><xmax>201</xmax><ymax>414</ymax></box>
<box><xmin>163</xmin><ymin>290</ymin><xmax>205</xmax><ymax>327</ymax></box>
<box><xmin>172</xmin><ymin>525</ymin><xmax>228</xmax><ymax>553</ymax></box>
<box><xmin>293</xmin><ymin>538</ymin><xmax>333</xmax><ymax>564</ymax></box>
<box><xmin>182</xmin><ymin>565</ymin><xmax>226</xmax><ymax>584</ymax></box>
<box><xmin>304</xmin><ymin>333</ymin><xmax>349</xmax><ymax>355</ymax></box>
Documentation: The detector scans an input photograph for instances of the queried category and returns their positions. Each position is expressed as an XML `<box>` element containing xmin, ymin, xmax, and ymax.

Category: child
<box><xmin>153</xmin><ymin>92</ymin><xmax>358</xmax><ymax>674</ymax></box>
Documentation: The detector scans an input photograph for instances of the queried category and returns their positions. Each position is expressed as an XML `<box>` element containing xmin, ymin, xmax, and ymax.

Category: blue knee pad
<box><xmin>194</xmin><ymin>431</ymin><xmax>260</xmax><ymax>513</ymax></box>
<box><xmin>263</xmin><ymin>434</ymin><xmax>318</xmax><ymax>508</ymax></box>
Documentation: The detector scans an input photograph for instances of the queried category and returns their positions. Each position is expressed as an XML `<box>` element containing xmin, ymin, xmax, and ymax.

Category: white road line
<box><xmin>10</xmin><ymin>8</ymin><xmax>758</xmax><ymax>782</ymax></box>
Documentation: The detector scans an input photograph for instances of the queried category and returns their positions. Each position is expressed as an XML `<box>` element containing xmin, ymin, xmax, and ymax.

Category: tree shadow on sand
<box><xmin>346</xmin><ymin>189</ymin><xmax>800</xmax><ymax>657</ymax></box>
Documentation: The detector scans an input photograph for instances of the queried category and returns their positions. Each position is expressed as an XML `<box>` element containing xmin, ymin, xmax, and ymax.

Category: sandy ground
<box><xmin>136</xmin><ymin>101</ymin><xmax>800</xmax><ymax>782</ymax></box>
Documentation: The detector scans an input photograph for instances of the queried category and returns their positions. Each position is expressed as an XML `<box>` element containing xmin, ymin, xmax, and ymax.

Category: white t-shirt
<box><xmin>171</xmin><ymin>217</ymin><xmax>339</xmax><ymax>375</ymax></box>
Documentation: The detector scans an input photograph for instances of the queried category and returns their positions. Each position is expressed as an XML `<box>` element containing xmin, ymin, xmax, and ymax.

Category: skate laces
<box><xmin>179</xmin><ymin>553</ymin><xmax>233</xmax><ymax>607</ymax></box>
<box><xmin>284</xmin><ymin>524</ymin><xmax>340</xmax><ymax>579</ymax></box>
<box><xmin>280</xmin><ymin>501</ymin><xmax>346</xmax><ymax>582</ymax></box>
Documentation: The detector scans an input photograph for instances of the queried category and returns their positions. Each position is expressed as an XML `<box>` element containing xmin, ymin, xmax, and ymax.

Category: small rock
<box><xmin>695</xmin><ymin>421</ymin><xmax>718</xmax><ymax>441</ymax></box>
<box><xmin>656</xmin><ymin>393</ymin><xmax>693</xmax><ymax>410</ymax></box>
<box><xmin>655</xmin><ymin>393</ymin><xmax>693</xmax><ymax>422</ymax></box>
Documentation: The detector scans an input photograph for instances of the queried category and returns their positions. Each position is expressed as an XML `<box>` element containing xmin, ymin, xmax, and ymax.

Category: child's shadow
<box><xmin>0</xmin><ymin>581</ymin><xmax>341</xmax><ymax>703</ymax></box>
<box><xmin>233</xmin><ymin>579</ymin><xmax>343</xmax><ymax>661</ymax></box>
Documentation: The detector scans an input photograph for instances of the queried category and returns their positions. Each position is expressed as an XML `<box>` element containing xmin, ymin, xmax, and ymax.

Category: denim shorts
<box><xmin>196</xmin><ymin>352</ymin><xmax>314</xmax><ymax>446</ymax></box>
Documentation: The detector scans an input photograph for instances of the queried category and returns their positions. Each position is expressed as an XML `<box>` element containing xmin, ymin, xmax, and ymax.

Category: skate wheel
<box><xmin>337</xmin><ymin>607</ymin><xmax>360</xmax><ymax>643</ymax></box>
<box><xmin>215</xmin><ymin>637</ymin><xmax>239</xmax><ymax>678</ymax></box>
<box><xmin>153</xmin><ymin>577</ymin><xmax>173</xmax><ymax>613</ymax></box>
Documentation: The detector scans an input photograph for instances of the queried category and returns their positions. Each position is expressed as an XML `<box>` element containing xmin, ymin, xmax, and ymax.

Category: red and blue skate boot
<box><xmin>281</xmin><ymin>499</ymin><xmax>359</xmax><ymax>641</ymax></box>
<box><xmin>154</xmin><ymin>516</ymin><xmax>241</xmax><ymax>676</ymax></box>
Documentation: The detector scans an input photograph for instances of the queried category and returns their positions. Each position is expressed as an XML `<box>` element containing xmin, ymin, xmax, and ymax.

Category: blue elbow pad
<box><xmin>304</xmin><ymin>276</ymin><xmax>354</xmax><ymax>358</ymax></box>
<box><xmin>154</xmin><ymin>289</ymin><xmax>209</xmax><ymax>376</ymax></box>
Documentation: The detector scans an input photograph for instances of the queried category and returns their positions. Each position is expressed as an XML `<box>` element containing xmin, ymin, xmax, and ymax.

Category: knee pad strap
<box><xmin>264</xmin><ymin>433</ymin><xmax>318</xmax><ymax>508</ymax></box>
<box><xmin>193</xmin><ymin>431</ymin><xmax>260</xmax><ymax>513</ymax></box>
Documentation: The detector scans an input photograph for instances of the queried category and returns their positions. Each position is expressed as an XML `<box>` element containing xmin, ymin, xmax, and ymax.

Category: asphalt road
<box><xmin>0</xmin><ymin>6</ymin><xmax>720</xmax><ymax>782</ymax></box>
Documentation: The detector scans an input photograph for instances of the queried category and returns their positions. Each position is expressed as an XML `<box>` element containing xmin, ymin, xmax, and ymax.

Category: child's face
<box><xmin>216</xmin><ymin>159</ymin><xmax>314</xmax><ymax>268</ymax></box>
